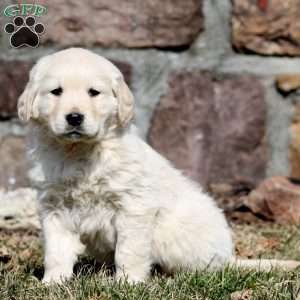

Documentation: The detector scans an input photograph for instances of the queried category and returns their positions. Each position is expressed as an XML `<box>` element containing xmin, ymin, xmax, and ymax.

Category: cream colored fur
<box><xmin>18</xmin><ymin>48</ymin><xmax>300</xmax><ymax>284</ymax></box>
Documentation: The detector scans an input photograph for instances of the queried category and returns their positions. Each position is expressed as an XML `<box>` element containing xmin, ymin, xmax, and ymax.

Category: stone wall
<box><xmin>1</xmin><ymin>0</ymin><xmax>300</xmax><ymax>192</ymax></box>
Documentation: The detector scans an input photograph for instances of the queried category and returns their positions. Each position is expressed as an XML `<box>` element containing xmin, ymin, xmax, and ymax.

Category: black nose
<box><xmin>66</xmin><ymin>113</ymin><xmax>84</xmax><ymax>127</ymax></box>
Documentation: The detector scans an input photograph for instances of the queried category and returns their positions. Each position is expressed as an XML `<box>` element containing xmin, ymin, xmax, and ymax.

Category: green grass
<box><xmin>1</xmin><ymin>224</ymin><xmax>300</xmax><ymax>300</ymax></box>
<box><xmin>2</xmin><ymin>266</ymin><xmax>300</xmax><ymax>300</ymax></box>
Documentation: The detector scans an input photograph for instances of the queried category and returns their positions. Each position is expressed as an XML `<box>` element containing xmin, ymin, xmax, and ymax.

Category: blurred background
<box><xmin>1</xmin><ymin>0</ymin><xmax>300</xmax><ymax>226</ymax></box>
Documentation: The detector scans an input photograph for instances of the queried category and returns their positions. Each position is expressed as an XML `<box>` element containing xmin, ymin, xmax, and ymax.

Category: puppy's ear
<box><xmin>18</xmin><ymin>59</ymin><xmax>43</xmax><ymax>122</ymax></box>
<box><xmin>113</xmin><ymin>76</ymin><xmax>134</xmax><ymax>128</ymax></box>
<box><xmin>18</xmin><ymin>81</ymin><xmax>38</xmax><ymax>122</ymax></box>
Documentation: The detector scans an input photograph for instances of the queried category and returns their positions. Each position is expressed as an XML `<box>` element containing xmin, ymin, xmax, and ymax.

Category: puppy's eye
<box><xmin>50</xmin><ymin>87</ymin><xmax>63</xmax><ymax>96</ymax></box>
<box><xmin>88</xmin><ymin>88</ymin><xmax>101</xmax><ymax>97</ymax></box>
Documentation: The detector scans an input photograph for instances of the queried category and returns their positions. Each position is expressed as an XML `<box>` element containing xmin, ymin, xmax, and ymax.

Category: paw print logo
<box><xmin>4</xmin><ymin>16</ymin><xmax>45</xmax><ymax>48</ymax></box>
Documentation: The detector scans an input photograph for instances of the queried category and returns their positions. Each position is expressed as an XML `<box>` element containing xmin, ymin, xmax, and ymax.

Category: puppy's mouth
<box><xmin>61</xmin><ymin>129</ymin><xmax>88</xmax><ymax>141</ymax></box>
<box><xmin>64</xmin><ymin>130</ymin><xmax>83</xmax><ymax>139</ymax></box>
<box><xmin>60</xmin><ymin>129</ymin><xmax>97</xmax><ymax>142</ymax></box>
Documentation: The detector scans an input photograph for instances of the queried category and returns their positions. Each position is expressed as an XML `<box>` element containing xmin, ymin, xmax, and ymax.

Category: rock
<box><xmin>276</xmin><ymin>74</ymin><xmax>300</xmax><ymax>94</ymax></box>
<box><xmin>0</xmin><ymin>60</ymin><xmax>32</xmax><ymax>118</ymax></box>
<box><xmin>27</xmin><ymin>163</ymin><xmax>45</xmax><ymax>190</ymax></box>
<box><xmin>0</xmin><ymin>136</ymin><xmax>29</xmax><ymax>189</ymax></box>
<box><xmin>231</xmin><ymin>289</ymin><xmax>253</xmax><ymax>300</ymax></box>
<box><xmin>110</xmin><ymin>60</ymin><xmax>132</xmax><ymax>86</ymax></box>
<box><xmin>0</xmin><ymin>188</ymin><xmax>39</xmax><ymax>229</ymax></box>
<box><xmin>290</xmin><ymin>105</ymin><xmax>300</xmax><ymax>178</ymax></box>
<box><xmin>244</xmin><ymin>176</ymin><xmax>300</xmax><ymax>224</ymax></box>
<box><xmin>232</xmin><ymin>0</ymin><xmax>300</xmax><ymax>56</ymax></box>
<box><xmin>148</xmin><ymin>71</ymin><xmax>267</xmax><ymax>187</ymax></box>
<box><xmin>41</xmin><ymin>0</ymin><xmax>203</xmax><ymax>48</ymax></box>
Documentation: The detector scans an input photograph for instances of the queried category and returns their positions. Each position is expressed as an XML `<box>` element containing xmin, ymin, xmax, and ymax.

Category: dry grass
<box><xmin>233</xmin><ymin>223</ymin><xmax>300</xmax><ymax>261</ymax></box>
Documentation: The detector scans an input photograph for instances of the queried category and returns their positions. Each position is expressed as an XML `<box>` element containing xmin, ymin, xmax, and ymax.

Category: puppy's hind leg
<box><xmin>42</xmin><ymin>214</ymin><xmax>85</xmax><ymax>284</ymax></box>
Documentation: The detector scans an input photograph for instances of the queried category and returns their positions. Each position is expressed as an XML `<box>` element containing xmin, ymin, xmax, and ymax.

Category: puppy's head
<box><xmin>18</xmin><ymin>48</ymin><xmax>134</xmax><ymax>143</ymax></box>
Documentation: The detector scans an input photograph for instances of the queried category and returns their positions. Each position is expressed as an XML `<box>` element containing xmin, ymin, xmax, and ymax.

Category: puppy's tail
<box><xmin>229</xmin><ymin>258</ymin><xmax>300</xmax><ymax>271</ymax></box>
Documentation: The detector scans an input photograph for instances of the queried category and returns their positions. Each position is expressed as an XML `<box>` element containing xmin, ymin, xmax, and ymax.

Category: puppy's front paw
<box><xmin>42</xmin><ymin>269</ymin><xmax>72</xmax><ymax>285</ymax></box>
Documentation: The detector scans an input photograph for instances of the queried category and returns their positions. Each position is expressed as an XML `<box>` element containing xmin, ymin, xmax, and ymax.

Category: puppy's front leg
<box><xmin>42</xmin><ymin>214</ymin><xmax>85</xmax><ymax>284</ymax></box>
<box><xmin>115</xmin><ymin>214</ymin><xmax>153</xmax><ymax>283</ymax></box>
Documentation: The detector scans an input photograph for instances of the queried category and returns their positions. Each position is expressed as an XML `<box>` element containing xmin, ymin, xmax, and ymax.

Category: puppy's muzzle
<box><xmin>66</xmin><ymin>112</ymin><xmax>84</xmax><ymax>127</ymax></box>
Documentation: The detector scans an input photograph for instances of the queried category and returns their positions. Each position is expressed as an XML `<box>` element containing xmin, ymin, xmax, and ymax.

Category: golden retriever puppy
<box><xmin>17</xmin><ymin>48</ymin><xmax>299</xmax><ymax>284</ymax></box>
